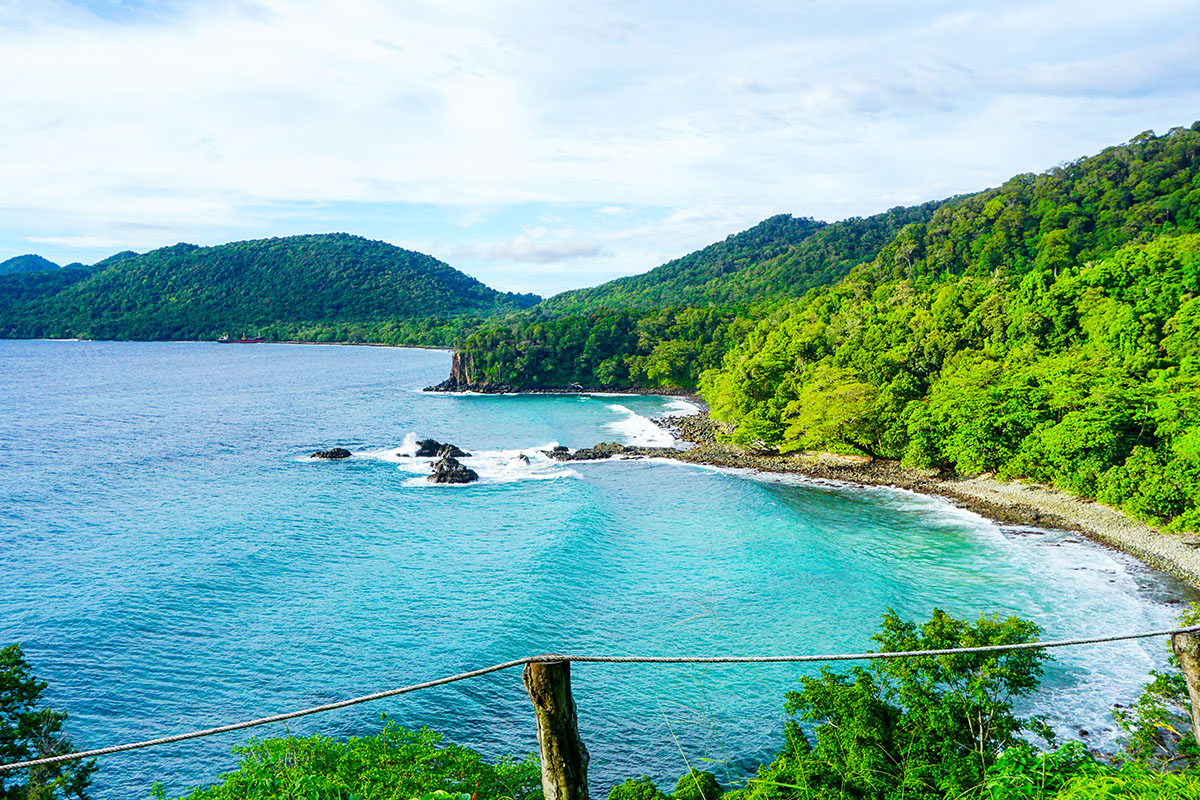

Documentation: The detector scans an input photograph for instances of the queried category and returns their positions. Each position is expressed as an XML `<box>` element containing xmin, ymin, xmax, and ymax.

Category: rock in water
<box><xmin>311</xmin><ymin>447</ymin><xmax>352</xmax><ymax>459</ymax></box>
<box><xmin>415</xmin><ymin>439</ymin><xmax>471</xmax><ymax>458</ymax></box>
<box><xmin>414</xmin><ymin>439</ymin><xmax>441</xmax><ymax>457</ymax></box>
<box><xmin>428</xmin><ymin>455</ymin><xmax>479</xmax><ymax>484</ymax></box>
<box><xmin>570</xmin><ymin>442</ymin><xmax>633</xmax><ymax>460</ymax></box>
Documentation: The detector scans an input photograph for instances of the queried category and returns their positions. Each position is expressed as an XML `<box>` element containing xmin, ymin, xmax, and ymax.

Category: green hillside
<box><xmin>541</xmin><ymin>204</ymin><xmax>944</xmax><ymax>313</ymax></box>
<box><xmin>541</xmin><ymin>214</ymin><xmax>825</xmax><ymax>312</ymax></box>
<box><xmin>0</xmin><ymin>233</ymin><xmax>540</xmax><ymax>344</ymax></box>
<box><xmin>704</xmin><ymin>124</ymin><xmax>1200</xmax><ymax>530</ymax></box>
<box><xmin>0</xmin><ymin>254</ymin><xmax>60</xmax><ymax>275</ymax></box>
<box><xmin>447</xmin><ymin>125</ymin><xmax>1200</xmax><ymax>393</ymax></box>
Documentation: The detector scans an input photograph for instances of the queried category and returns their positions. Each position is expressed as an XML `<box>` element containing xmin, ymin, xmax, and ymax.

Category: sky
<box><xmin>2</xmin><ymin>0</ymin><xmax>1199</xmax><ymax>296</ymax></box>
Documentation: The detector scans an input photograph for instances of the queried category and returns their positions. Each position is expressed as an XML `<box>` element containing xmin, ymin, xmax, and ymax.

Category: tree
<box><xmin>740</xmin><ymin>609</ymin><xmax>1049</xmax><ymax>800</ymax></box>
<box><xmin>0</xmin><ymin>645</ymin><xmax>94</xmax><ymax>800</ymax></box>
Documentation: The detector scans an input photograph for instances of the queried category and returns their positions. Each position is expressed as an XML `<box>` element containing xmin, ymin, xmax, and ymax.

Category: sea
<box><xmin>0</xmin><ymin>340</ymin><xmax>1194</xmax><ymax>798</ymax></box>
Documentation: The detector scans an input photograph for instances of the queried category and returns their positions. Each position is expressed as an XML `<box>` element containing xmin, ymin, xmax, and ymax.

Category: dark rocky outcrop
<box><xmin>544</xmin><ymin>442</ymin><xmax>679</xmax><ymax>461</ymax></box>
<box><xmin>425</xmin><ymin>352</ymin><xmax>504</xmax><ymax>392</ymax></box>
<box><xmin>311</xmin><ymin>447</ymin><xmax>352</xmax><ymax>459</ymax></box>
<box><xmin>413</xmin><ymin>439</ymin><xmax>471</xmax><ymax>458</ymax></box>
<box><xmin>428</xmin><ymin>455</ymin><xmax>479</xmax><ymax>484</ymax></box>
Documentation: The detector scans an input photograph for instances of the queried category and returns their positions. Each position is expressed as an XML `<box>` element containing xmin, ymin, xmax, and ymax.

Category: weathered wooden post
<box><xmin>1171</xmin><ymin>631</ymin><xmax>1200</xmax><ymax>749</ymax></box>
<box><xmin>523</xmin><ymin>660</ymin><xmax>589</xmax><ymax>800</ymax></box>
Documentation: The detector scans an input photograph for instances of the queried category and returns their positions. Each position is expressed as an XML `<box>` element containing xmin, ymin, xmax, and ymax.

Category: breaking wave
<box><xmin>603</xmin><ymin>404</ymin><xmax>676</xmax><ymax>447</ymax></box>
<box><xmin>353</xmin><ymin>438</ymin><xmax>582</xmax><ymax>486</ymax></box>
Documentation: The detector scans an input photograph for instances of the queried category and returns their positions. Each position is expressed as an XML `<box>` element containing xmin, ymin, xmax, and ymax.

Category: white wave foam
<box><xmin>395</xmin><ymin>432</ymin><xmax>420</xmax><ymax>457</ymax></box>
<box><xmin>663</xmin><ymin>398</ymin><xmax>701</xmax><ymax>416</ymax></box>
<box><xmin>347</xmin><ymin>437</ymin><xmax>581</xmax><ymax>486</ymax></box>
<box><xmin>603</xmin><ymin>404</ymin><xmax>676</xmax><ymax>447</ymax></box>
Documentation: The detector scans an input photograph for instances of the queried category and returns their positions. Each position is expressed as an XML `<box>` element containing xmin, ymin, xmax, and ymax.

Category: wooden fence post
<box><xmin>1171</xmin><ymin>631</ymin><xmax>1200</xmax><ymax>749</ymax></box>
<box><xmin>523</xmin><ymin>660</ymin><xmax>589</xmax><ymax>800</ymax></box>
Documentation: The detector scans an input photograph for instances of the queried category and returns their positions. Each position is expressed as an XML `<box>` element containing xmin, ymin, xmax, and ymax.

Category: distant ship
<box><xmin>217</xmin><ymin>334</ymin><xmax>266</xmax><ymax>344</ymax></box>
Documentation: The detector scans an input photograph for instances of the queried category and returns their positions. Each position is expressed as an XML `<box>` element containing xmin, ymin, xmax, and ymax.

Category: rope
<box><xmin>2</xmin><ymin>624</ymin><xmax>1197</xmax><ymax>774</ymax></box>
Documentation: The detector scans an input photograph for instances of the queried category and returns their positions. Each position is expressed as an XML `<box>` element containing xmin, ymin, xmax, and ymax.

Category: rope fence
<box><xmin>4</xmin><ymin>623</ymin><xmax>1199</xmax><ymax>775</ymax></box>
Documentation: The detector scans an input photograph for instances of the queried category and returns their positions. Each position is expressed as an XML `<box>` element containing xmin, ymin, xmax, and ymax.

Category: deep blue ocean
<box><xmin>0</xmin><ymin>340</ymin><xmax>1194</xmax><ymax>798</ymax></box>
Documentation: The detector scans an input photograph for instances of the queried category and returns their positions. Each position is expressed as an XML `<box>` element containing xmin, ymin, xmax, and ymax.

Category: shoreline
<box><xmin>657</xmin><ymin>411</ymin><xmax>1200</xmax><ymax>590</ymax></box>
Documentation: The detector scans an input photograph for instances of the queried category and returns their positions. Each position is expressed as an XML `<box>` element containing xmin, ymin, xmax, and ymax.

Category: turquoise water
<box><xmin>0</xmin><ymin>340</ymin><xmax>1193</xmax><ymax>798</ymax></box>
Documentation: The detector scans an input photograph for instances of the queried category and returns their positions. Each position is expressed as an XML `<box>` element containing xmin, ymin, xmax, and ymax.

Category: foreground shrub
<box><xmin>982</xmin><ymin>741</ymin><xmax>1103</xmax><ymax>799</ymax></box>
<box><xmin>1055</xmin><ymin>767</ymin><xmax>1200</xmax><ymax>799</ymax></box>
<box><xmin>608</xmin><ymin>776</ymin><xmax>670</xmax><ymax>800</ymax></box>
<box><xmin>735</xmin><ymin>609</ymin><xmax>1049</xmax><ymax>800</ymax></box>
<box><xmin>156</xmin><ymin>722</ymin><xmax>540</xmax><ymax>800</ymax></box>
<box><xmin>671</xmin><ymin>770</ymin><xmax>723</xmax><ymax>800</ymax></box>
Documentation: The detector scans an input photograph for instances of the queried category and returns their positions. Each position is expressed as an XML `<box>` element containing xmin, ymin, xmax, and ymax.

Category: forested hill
<box><xmin>541</xmin><ymin>204</ymin><xmax>943</xmax><ymax>313</ymax></box>
<box><xmin>703</xmin><ymin>124</ymin><xmax>1200</xmax><ymax>532</ymax></box>
<box><xmin>0</xmin><ymin>254</ymin><xmax>62</xmax><ymax>274</ymax></box>
<box><xmin>0</xmin><ymin>234</ymin><xmax>540</xmax><ymax>344</ymax></box>
<box><xmin>440</xmin><ymin>125</ymin><xmax>1200</xmax><ymax>393</ymax></box>
<box><xmin>540</xmin><ymin>213</ymin><xmax>826</xmax><ymax>312</ymax></box>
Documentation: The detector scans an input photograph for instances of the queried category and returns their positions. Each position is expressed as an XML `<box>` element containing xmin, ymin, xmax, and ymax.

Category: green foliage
<box><xmin>671</xmin><ymin>770</ymin><xmax>723</xmax><ymax>800</ymax></box>
<box><xmin>737</xmin><ymin>609</ymin><xmax>1048</xmax><ymax>800</ymax></box>
<box><xmin>704</xmin><ymin>125</ymin><xmax>1200</xmax><ymax>531</ymax></box>
<box><xmin>1112</xmin><ymin>604</ymin><xmax>1200</xmax><ymax>771</ymax></box>
<box><xmin>0</xmin><ymin>644</ymin><xmax>95</xmax><ymax>800</ymax></box>
<box><xmin>158</xmin><ymin>722</ymin><xmax>540</xmax><ymax>800</ymax></box>
<box><xmin>0</xmin><ymin>234</ymin><xmax>539</xmax><ymax>344</ymax></box>
<box><xmin>410</xmin><ymin>792</ymin><xmax>470</xmax><ymax>800</ymax></box>
<box><xmin>1051</xmin><ymin>767</ymin><xmax>1200</xmax><ymax>800</ymax></box>
<box><xmin>0</xmin><ymin>269</ymin><xmax>95</xmax><ymax>308</ymax></box>
<box><xmin>981</xmin><ymin>741</ymin><xmax>1104</xmax><ymax>800</ymax></box>
<box><xmin>452</xmin><ymin>206</ymin><xmax>944</xmax><ymax>390</ymax></box>
<box><xmin>608</xmin><ymin>776</ymin><xmax>670</xmax><ymax>800</ymax></box>
<box><xmin>449</xmin><ymin>306</ymin><xmax>760</xmax><ymax>390</ymax></box>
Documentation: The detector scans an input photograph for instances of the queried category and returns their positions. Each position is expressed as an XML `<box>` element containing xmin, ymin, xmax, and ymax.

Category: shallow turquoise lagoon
<box><xmin>0</xmin><ymin>340</ymin><xmax>1192</xmax><ymax>798</ymax></box>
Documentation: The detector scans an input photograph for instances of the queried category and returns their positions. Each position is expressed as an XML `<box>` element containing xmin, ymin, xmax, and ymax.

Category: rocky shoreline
<box><xmin>650</xmin><ymin>410</ymin><xmax>1200</xmax><ymax>588</ymax></box>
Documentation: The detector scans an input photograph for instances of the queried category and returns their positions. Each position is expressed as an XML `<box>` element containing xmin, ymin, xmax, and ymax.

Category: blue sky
<box><xmin>2</xmin><ymin>0</ymin><xmax>1199</xmax><ymax>295</ymax></box>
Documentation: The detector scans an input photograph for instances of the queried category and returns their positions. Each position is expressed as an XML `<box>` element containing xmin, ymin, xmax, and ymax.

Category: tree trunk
<box><xmin>1171</xmin><ymin>631</ymin><xmax>1200</xmax><ymax>750</ymax></box>
<box><xmin>523</xmin><ymin>660</ymin><xmax>589</xmax><ymax>800</ymax></box>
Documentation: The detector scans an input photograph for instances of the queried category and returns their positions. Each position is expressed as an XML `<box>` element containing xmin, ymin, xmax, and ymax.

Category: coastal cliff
<box><xmin>425</xmin><ymin>350</ymin><xmax>693</xmax><ymax>395</ymax></box>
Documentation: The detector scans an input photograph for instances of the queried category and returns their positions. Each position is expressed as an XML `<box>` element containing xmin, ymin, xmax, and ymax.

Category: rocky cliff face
<box><xmin>426</xmin><ymin>351</ymin><xmax>515</xmax><ymax>393</ymax></box>
<box><xmin>423</xmin><ymin>349</ymin><xmax>696</xmax><ymax>395</ymax></box>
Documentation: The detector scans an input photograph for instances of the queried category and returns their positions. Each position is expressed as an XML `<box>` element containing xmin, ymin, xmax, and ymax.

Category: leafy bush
<box><xmin>671</xmin><ymin>770</ymin><xmax>723</xmax><ymax>800</ymax></box>
<box><xmin>1053</xmin><ymin>767</ymin><xmax>1200</xmax><ymax>799</ymax></box>
<box><xmin>608</xmin><ymin>776</ymin><xmax>669</xmax><ymax>800</ymax></box>
<box><xmin>735</xmin><ymin>609</ymin><xmax>1049</xmax><ymax>800</ymax></box>
<box><xmin>157</xmin><ymin>722</ymin><xmax>540</xmax><ymax>800</ymax></box>
<box><xmin>982</xmin><ymin>741</ymin><xmax>1102</xmax><ymax>799</ymax></box>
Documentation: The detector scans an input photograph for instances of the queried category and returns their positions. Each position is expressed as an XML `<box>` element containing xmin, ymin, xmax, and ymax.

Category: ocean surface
<box><xmin>0</xmin><ymin>340</ymin><xmax>1194</xmax><ymax>798</ymax></box>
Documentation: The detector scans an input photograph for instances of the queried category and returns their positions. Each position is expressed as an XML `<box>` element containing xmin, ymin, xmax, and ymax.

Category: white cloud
<box><xmin>450</xmin><ymin>234</ymin><xmax>606</xmax><ymax>264</ymax></box>
<box><xmin>1</xmin><ymin>0</ymin><xmax>1199</xmax><ymax>292</ymax></box>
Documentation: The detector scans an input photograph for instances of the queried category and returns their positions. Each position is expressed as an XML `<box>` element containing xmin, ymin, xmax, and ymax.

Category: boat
<box><xmin>217</xmin><ymin>334</ymin><xmax>266</xmax><ymax>344</ymax></box>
